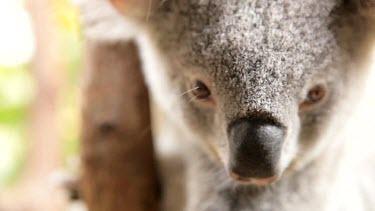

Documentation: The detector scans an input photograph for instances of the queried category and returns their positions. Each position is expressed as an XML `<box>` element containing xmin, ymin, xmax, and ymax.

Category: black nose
<box><xmin>228</xmin><ymin>118</ymin><xmax>285</xmax><ymax>179</ymax></box>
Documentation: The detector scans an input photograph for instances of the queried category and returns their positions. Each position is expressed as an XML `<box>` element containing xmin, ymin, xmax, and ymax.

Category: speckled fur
<box><xmin>76</xmin><ymin>0</ymin><xmax>375</xmax><ymax>210</ymax></box>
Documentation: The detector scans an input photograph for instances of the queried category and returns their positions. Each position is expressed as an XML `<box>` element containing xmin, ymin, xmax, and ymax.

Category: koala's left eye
<box><xmin>300</xmin><ymin>85</ymin><xmax>327</xmax><ymax>110</ymax></box>
<box><xmin>191</xmin><ymin>80</ymin><xmax>211</xmax><ymax>100</ymax></box>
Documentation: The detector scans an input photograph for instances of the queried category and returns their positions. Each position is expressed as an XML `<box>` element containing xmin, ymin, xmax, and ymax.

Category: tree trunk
<box><xmin>80</xmin><ymin>40</ymin><xmax>159</xmax><ymax>211</ymax></box>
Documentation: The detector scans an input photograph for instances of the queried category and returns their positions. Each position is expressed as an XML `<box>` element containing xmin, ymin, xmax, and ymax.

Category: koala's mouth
<box><xmin>229</xmin><ymin>172</ymin><xmax>279</xmax><ymax>186</ymax></box>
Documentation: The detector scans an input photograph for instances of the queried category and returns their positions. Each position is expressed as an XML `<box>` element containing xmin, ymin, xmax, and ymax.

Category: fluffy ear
<box><xmin>110</xmin><ymin>0</ymin><xmax>160</xmax><ymax>19</ymax></box>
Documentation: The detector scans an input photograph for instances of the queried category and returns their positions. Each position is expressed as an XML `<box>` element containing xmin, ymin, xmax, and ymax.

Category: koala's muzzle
<box><xmin>228</xmin><ymin>118</ymin><xmax>285</xmax><ymax>181</ymax></box>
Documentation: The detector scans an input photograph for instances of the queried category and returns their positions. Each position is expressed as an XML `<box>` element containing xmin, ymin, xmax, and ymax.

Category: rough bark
<box><xmin>81</xmin><ymin>40</ymin><xmax>159</xmax><ymax>211</ymax></box>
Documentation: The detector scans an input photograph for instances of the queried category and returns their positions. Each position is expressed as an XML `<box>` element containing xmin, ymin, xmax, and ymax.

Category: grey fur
<box><xmin>76</xmin><ymin>0</ymin><xmax>375</xmax><ymax>210</ymax></box>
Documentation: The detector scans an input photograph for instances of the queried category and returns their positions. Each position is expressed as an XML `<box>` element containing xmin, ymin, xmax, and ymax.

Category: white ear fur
<box><xmin>72</xmin><ymin>0</ymin><xmax>139</xmax><ymax>41</ymax></box>
<box><xmin>110</xmin><ymin>0</ymin><xmax>160</xmax><ymax>19</ymax></box>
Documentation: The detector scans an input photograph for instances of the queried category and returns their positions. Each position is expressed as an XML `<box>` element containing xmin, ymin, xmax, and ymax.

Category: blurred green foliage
<box><xmin>0</xmin><ymin>0</ymin><xmax>82</xmax><ymax>187</ymax></box>
<box><xmin>0</xmin><ymin>64</ymin><xmax>32</xmax><ymax>186</ymax></box>
<box><xmin>0</xmin><ymin>65</ymin><xmax>30</xmax><ymax>186</ymax></box>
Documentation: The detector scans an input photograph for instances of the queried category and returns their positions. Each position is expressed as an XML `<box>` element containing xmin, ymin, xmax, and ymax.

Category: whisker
<box><xmin>179</xmin><ymin>87</ymin><xmax>199</xmax><ymax>97</ymax></box>
<box><xmin>188</xmin><ymin>95</ymin><xmax>199</xmax><ymax>104</ymax></box>
<box><xmin>187</xmin><ymin>96</ymin><xmax>209</xmax><ymax>104</ymax></box>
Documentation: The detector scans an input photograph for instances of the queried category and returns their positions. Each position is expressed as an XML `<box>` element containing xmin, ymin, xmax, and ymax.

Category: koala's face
<box><xmin>116</xmin><ymin>0</ymin><xmax>370</xmax><ymax>185</ymax></box>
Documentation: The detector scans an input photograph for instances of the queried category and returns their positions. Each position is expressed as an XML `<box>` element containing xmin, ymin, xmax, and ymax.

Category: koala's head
<box><xmin>111</xmin><ymin>0</ymin><xmax>375</xmax><ymax>185</ymax></box>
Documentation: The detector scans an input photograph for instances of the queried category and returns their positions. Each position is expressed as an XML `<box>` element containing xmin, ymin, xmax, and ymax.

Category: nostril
<box><xmin>228</xmin><ymin>118</ymin><xmax>285</xmax><ymax>179</ymax></box>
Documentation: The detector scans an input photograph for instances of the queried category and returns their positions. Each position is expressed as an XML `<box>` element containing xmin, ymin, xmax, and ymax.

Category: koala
<box><xmin>76</xmin><ymin>0</ymin><xmax>375</xmax><ymax>210</ymax></box>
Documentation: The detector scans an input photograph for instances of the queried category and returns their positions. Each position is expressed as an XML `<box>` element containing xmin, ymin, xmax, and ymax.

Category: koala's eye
<box><xmin>191</xmin><ymin>80</ymin><xmax>211</xmax><ymax>100</ymax></box>
<box><xmin>300</xmin><ymin>85</ymin><xmax>327</xmax><ymax>110</ymax></box>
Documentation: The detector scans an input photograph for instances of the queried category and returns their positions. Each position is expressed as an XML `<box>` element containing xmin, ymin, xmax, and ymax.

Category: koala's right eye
<box><xmin>191</xmin><ymin>80</ymin><xmax>211</xmax><ymax>100</ymax></box>
<box><xmin>299</xmin><ymin>84</ymin><xmax>327</xmax><ymax>111</ymax></box>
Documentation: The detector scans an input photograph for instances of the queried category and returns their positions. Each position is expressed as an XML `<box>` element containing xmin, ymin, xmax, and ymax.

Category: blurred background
<box><xmin>0</xmin><ymin>0</ymin><xmax>82</xmax><ymax>210</ymax></box>
<box><xmin>0</xmin><ymin>0</ymin><xmax>374</xmax><ymax>211</ymax></box>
